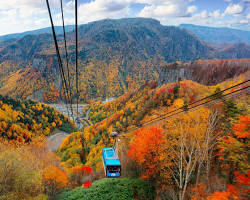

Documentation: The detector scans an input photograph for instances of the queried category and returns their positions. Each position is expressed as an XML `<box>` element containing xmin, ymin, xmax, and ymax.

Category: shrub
<box><xmin>58</xmin><ymin>178</ymin><xmax>155</xmax><ymax>200</ymax></box>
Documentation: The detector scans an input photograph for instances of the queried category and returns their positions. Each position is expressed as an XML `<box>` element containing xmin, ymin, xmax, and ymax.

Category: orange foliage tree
<box><xmin>42</xmin><ymin>165</ymin><xmax>68</xmax><ymax>197</ymax></box>
<box><xmin>128</xmin><ymin>127</ymin><xmax>166</xmax><ymax>180</ymax></box>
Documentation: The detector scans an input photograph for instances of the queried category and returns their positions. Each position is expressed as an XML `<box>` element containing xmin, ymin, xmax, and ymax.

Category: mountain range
<box><xmin>0</xmin><ymin>18</ymin><xmax>249</xmax><ymax>102</ymax></box>
<box><xmin>0</xmin><ymin>25</ymin><xmax>75</xmax><ymax>42</ymax></box>
<box><xmin>1</xmin><ymin>21</ymin><xmax>249</xmax><ymax>45</ymax></box>
<box><xmin>179</xmin><ymin>24</ymin><xmax>250</xmax><ymax>44</ymax></box>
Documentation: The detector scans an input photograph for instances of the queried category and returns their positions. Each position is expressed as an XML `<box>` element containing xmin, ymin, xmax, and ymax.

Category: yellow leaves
<box><xmin>60</xmin><ymin>135</ymin><xmax>71</xmax><ymax>150</ymax></box>
<box><xmin>0</xmin><ymin>109</ymin><xmax>6</xmax><ymax>121</ymax></box>
<box><xmin>84</xmin><ymin>127</ymin><xmax>94</xmax><ymax>143</ymax></box>
<box><xmin>107</xmin><ymin>125</ymin><xmax>113</xmax><ymax>134</ymax></box>
<box><xmin>44</xmin><ymin>127</ymin><xmax>50</xmax><ymax>136</ymax></box>
<box><xmin>178</xmin><ymin>86</ymin><xmax>185</xmax><ymax>98</ymax></box>
<box><xmin>173</xmin><ymin>98</ymin><xmax>184</xmax><ymax>108</ymax></box>
<box><xmin>2</xmin><ymin>102</ymin><xmax>12</xmax><ymax>111</ymax></box>
<box><xmin>58</xmin><ymin>132</ymin><xmax>85</xmax><ymax>168</ymax></box>
<box><xmin>0</xmin><ymin>121</ymin><xmax>7</xmax><ymax>130</ymax></box>
<box><xmin>51</xmin><ymin>122</ymin><xmax>56</xmax><ymax>128</ymax></box>
<box><xmin>0</xmin><ymin>137</ymin><xmax>63</xmax><ymax>199</ymax></box>
<box><xmin>162</xmin><ymin>108</ymin><xmax>211</xmax><ymax>183</ymax></box>
<box><xmin>41</xmin><ymin>114</ymin><xmax>48</xmax><ymax>122</ymax></box>
<box><xmin>115</xmin><ymin>121</ymin><xmax>122</xmax><ymax>129</ymax></box>
<box><xmin>0</xmin><ymin>96</ymin><xmax>75</xmax><ymax>143</ymax></box>
<box><xmin>0</xmin><ymin>102</ymin><xmax>20</xmax><ymax>122</ymax></box>
<box><xmin>130</xmin><ymin>103</ymin><xmax>136</xmax><ymax>111</ymax></box>
<box><xmin>0</xmin><ymin>148</ymin><xmax>43</xmax><ymax>199</ymax></box>
<box><xmin>85</xmin><ymin>145</ymin><xmax>103</xmax><ymax>170</ymax></box>
<box><xmin>34</xmin><ymin>103</ymin><xmax>43</xmax><ymax>111</ymax></box>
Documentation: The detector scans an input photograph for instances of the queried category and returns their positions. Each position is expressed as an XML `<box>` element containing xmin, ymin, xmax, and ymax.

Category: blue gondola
<box><xmin>102</xmin><ymin>147</ymin><xmax>121</xmax><ymax>177</ymax></box>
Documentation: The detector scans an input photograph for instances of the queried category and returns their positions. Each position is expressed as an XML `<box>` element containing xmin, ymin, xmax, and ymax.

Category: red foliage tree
<box><xmin>71</xmin><ymin>166</ymin><xmax>93</xmax><ymax>186</ymax></box>
<box><xmin>232</xmin><ymin>116</ymin><xmax>249</xmax><ymax>139</ymax></box>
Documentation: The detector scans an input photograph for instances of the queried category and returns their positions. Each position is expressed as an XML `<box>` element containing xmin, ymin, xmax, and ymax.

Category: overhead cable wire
<box><xmin>46</xmin><ymin>0</ymin><xmax>71</xmax><ymax>118</ymax></box>
<box><xmin>120</xmin><ymin>83</ymin><xmax>249</xmax><ymax>135</ymax></box>
<box><xmin>142</xmin><ymin>85</ymin><xmax>249</xmax><ymax>128</ymax></box>
<box><xmin>60</xmin><ymin>0</ymin><xmax>75</xmax><ymax>122</ymax></box>
<box><xmin>150</xmin><ymin>79</ymin><xmax>250</xmax><ymax>122</ymax></box>
<box><xmin>75</xmin><ymin>0</ymin><xmax>80</xmax><ymax>126</ymax></box>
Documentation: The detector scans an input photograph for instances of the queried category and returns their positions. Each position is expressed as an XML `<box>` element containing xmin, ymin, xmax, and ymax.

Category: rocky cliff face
<box><xmin>158</xmin><ymin>59</ymin><xmax>250</xmax><ymax>86</ymax></box>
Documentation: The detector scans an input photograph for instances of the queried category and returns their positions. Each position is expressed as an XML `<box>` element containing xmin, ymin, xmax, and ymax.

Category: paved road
<box><xmin>47</xmin><ymin>131</ymin><xmax>68</xmax><ymax>152</ymax></box>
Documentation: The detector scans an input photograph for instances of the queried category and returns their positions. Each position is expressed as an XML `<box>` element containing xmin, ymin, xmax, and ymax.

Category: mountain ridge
<box><xmin>0</xmin><ymin>25</ymin><xmax>75</xmax><ymax>42</ymax></box>
<box><xmin>0</xmin><ymin>18</ymin><xmax>250</xmax><ymax>102</ymax></box>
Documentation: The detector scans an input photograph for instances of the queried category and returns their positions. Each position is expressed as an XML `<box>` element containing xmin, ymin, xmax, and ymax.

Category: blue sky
<box><xmin>0</xmin><ymin>0</ymin><xmax>249</xmax><ymax>36</ymax></box>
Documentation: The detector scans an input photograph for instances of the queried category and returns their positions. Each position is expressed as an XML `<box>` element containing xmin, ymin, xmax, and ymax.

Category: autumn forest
<box><xmin>0</xmin><ymin>14</ymin><xmax>249</xmax><ymax>200</ymax></box>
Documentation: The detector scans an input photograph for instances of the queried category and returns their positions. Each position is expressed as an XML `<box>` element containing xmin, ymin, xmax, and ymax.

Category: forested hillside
<box><xmin>56</xmin><ymin>70</ymin><xmax>249</xmax><ymax>199</ymax></box>
<box><xmin>0</xmin><ymin>71</ymin><xmax>249</xmax><ymax>199</ymax></box>
<box><xmin>0</xmin><ymin>95</ymin><xmax>75</xmax><ymax>142</ymax></box>
<box><xmin>0</xmin><ymin>96</ymin><xmax>81</xmax><ymax>199</ymax></box>
<box><xmin>1</xmin><ymin>0</ymin><xmax>250</xmax><ymax>198</ymax></box>
<box><xmin>0</xmin><ymin>18</ymin><xmax>250</xmax><ymax>102</ymax></box>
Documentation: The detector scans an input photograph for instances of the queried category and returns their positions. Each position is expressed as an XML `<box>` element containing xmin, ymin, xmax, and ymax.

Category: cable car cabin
<box><xmin>102</xmin><ymin>147</ymin><xmax>121</xmax><ymax>177</ymax></box>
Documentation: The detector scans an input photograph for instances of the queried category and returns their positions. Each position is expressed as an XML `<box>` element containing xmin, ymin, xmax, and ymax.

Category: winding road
<box><xmin>47</xmin><ymin>131</ymin><xmax>68</xmax><ymax>152</ymax></box>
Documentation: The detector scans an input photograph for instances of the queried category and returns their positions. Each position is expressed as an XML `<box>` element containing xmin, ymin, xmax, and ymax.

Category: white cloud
<box><xmin>239</xmin><ymin>19</ymin><xmax>248</xmax><ymax>23</ymax></box>
<box><xmin>137</xmin><ymin>0</ymin><xmax>196</xmax><ymax>20</ymax></box>
<box><xmin>209</xmin><ymin>10</ymin><xmax>224</xmax><ymax>19</ymax></box>
<box><xmin>77</xmin><ymin>0</ymin><xmax>132</xmax><ymax>23</ymax></box>
<box><xmin>135</xmin><ymin>0</ymin><xmax>167</xmax><ymax>4</ymax></box>
<box><xmin>176</xmin><ymin>9</ymin><xmax>226</xmax><ymax>27</ymax></box>
<box><xmin>138</xmin><ymin>4</ymin><xmax>179</xmax><ymax>19</ymax></box>
<box><xmin>0</xmin><ymin>0</ymin><xmax>62</xmax><ymax>35</ymax></box>
<box><xmin>0</xmin><ymin>0</ymin><xmax>60</xmax><ymax>12</ymax></box>
<box><xmin>75</xmin><ymin>0</ymin><xmax>197</xmax><ymax>23</ymax></box>
<box><xmin>177</xmin><ymin>10</ymin><xmax>210</xmax><ymax>26</ymax></box>
<box><xmin>0</xmin><ymin>0</ymin><xmax>249</xmax><ymax>36</ymax></box>
<box><xmin>187</xmin><ymin>5</ymin><xmax>197</xmax><ymax>14</ymax></box>
<box><xmin>225</xmin><ymin>3</ymin><xmax>244</xmax><ymax>15</ymax></box>
<box><xmin>200</xmin><ymin>10</ymin><xmax>207</xmax><ymax>18</ymax></box>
